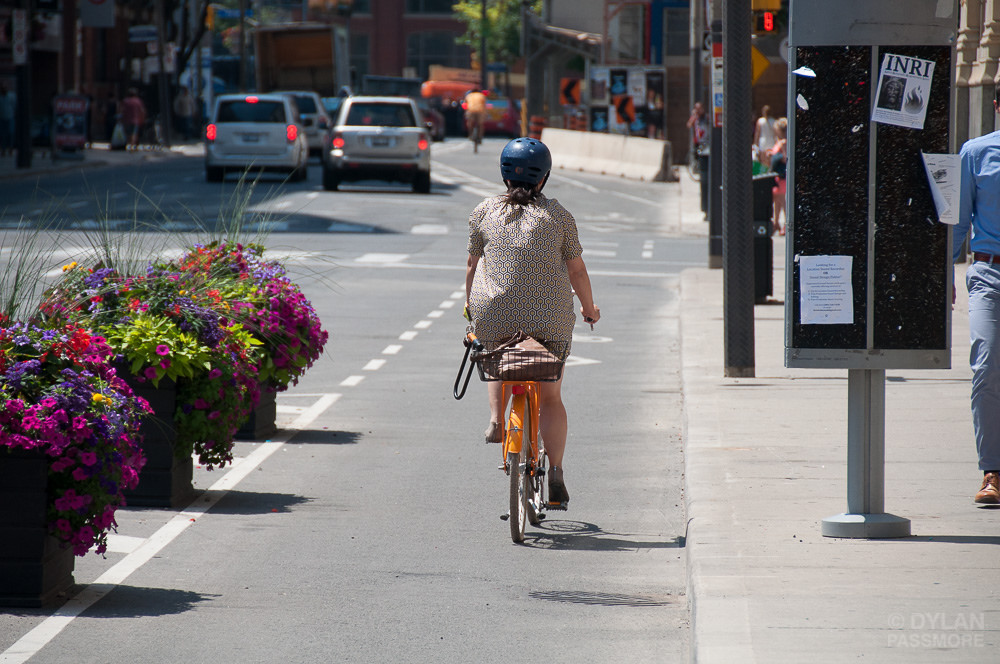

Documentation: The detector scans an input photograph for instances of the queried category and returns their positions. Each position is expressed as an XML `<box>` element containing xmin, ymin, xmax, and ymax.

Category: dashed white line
<box><xmin>382</xmin><ymin>344</ymin><xmax>403</xmax><ymax>355</ymax></box>
<box><xmin>439</xmin><ymin>300</ymin><xmax>456</xmax><ymax>309</ymax></box>
<box><xmin>340</xmin><ymin>375</ymin><xmax>365</xmax><ymax>387</ymax></box>
<box><xmin>363</xmin><ymin>359</ymin><xmax>386</xmax><ymax>371</ymax></box>
<box><xmin>414</xmin><ymin>320</ymin><xmax>432</xmax><ymax>329</ymax></box>
<box><xmin>450</xmin><ymin>291</ymin><xmax>464</xmax><ymax>299</ymax></box>
<box><xmin>399</xmin><ymin>331</ymin><xmax>418</xmax><ymax>341</ymax></box>
<box><xmin>427</xmin><ymin>310</ymin><xmax>444</xmax><ymax>319</ymax></box>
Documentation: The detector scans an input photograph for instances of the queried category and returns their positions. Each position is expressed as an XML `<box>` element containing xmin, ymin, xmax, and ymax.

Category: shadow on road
<box><xmin>286</xmin><ymin>429</ymin><xmax>362</xmax><ymax>446</ymax></box>
<box><xmin>524</xmin><ymin>519</ymin><xmax>685</xmax><ymax>553</ymax></box>
<box><xmin>209</xmin><ymin>490</ymin><xmax>314</xmax><ymax>515</ymax></box>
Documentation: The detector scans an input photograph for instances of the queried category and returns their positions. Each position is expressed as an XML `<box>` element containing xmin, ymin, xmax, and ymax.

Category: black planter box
<box><xmin>0</xmin><ymin>448</ymin><xmax>75</xmax><ymax>607</ymax></box>
<box><xmin>236</xmin><ymin>389</ymin><xmax>277</xmax><ymax>440</ymax></box>
<box><xmin>121</xmin><ymin>374</ymin><xmax>197</xmax><ymax>509</ymax></box>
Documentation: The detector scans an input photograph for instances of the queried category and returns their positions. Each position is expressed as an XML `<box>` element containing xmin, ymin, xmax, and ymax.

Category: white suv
<box><xmin>204</xmin><ymin>93</ymin><xmax>309</xmax><ymax>182</ymax></box>
<box><xmin>277</xmin><ymin>90</ymin><xmax>331</xmax><ymax>156</ymax></box>
<box><xmin>322</xmin><ymin>96</ymin><xmax>431</xmax><ymax>193</ymax></box>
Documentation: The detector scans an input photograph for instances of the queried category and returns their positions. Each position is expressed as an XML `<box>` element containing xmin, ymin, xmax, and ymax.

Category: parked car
<box><xmin>276</xmin><ymin>90</ymin><xmax>330</xmax><ymax>156</ymax></box>
<box><xmin>416</xmin><ymin>99</ymin><xmax>446</xmax><ymax>141</ymax></box>
<box><xmin>321</xmin><ymin>95</ymin><xmax>431</xmax><ymax>193</ymax></box>
<box><xmin>483</xmin><ymin>94</ymin><xmax>520</xmax><ymax>137</ymax></box>
<box><xmin>204</xmin><ymin>93</ymin><xmax>309</xmax><ymax>182</ymax></box>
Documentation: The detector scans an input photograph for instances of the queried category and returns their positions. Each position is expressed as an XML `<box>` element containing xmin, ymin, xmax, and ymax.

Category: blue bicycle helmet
<box><xmin>500</xmin><ymin>137</ymin><xmax>552</xmax><ymax>185</ymax></box>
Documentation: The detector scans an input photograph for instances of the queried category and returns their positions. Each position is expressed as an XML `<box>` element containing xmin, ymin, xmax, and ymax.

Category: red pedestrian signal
<box><xmin>763</xmin><ymin>11</ymin><xmax>774</xmax><ymax>31</ymax></box>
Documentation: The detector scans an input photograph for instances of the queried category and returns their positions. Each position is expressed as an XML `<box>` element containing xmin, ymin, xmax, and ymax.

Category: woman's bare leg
<box><xmin>538</xmin><ymin>377</ymin><xmax>567</xmax><ymax>467</ymax></box>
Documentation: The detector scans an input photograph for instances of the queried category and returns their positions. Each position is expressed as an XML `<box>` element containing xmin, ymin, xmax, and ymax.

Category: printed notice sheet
<box><xmin>799</xmin><ymin>255</ymin><xmax>854</xmax><ymax>325</ymax></box>
<box><xmin>871</xmin><ymin>53</ymin><xmax>935</xmax><ymax>130</ymax></box>
<box><xmin>921</xmin><ymin>152</ymin><xmax>961</xmax><ymax>225</ymax></box>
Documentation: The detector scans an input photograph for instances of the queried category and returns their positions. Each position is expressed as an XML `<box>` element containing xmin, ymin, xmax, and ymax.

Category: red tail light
<box><xmin>418</xmin><ymin>137</ymin><xmax>429</xmax><ymax>151</ymax></box>
<box><xmin>286</xmin><ymin>124</ymin><xmax>297</xmax><ymax>141</ymax></box>
<box><xmin>206</xmin><ymin>124</ymin><xmax>217</xmax><ymax>141</ymax></box>
<box><xmin>245</xmin><ymin>95</ymin><xmax>259</xmax><ymax>104</ymax></box>
<box><xmin>332</xmin><ymin>134</ymin><xmax>345</xmax><ymax>149</ymax></box>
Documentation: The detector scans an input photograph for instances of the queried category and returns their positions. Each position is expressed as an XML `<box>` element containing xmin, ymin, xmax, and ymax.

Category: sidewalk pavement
<box><xmin>0</xmin><ymin>142</ymin><xmax>199</xmax><ymax>181</ymax></box>
<box><xmin>677</xmin><ymin>178</ymin><xmax>998</xmax><ymax>661</ymax></box>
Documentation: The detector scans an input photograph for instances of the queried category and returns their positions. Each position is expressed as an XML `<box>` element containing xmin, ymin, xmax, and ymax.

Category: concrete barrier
<box><xmin>540</xmin><ymin>128</ymin><xmax>675</xmax><ymax>182</ymax></box>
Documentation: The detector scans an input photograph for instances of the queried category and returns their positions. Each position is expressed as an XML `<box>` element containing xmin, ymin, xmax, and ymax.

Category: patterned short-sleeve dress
<box><xmin>467</xmin><ymin>193</ymin><xmax>583</xmax><ymax>358</ymax></box>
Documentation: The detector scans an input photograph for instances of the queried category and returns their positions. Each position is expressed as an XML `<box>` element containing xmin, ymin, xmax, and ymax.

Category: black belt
<box><xmin>973</xmin><ymin>252</ymin><xmax>1000</xmax><ymax>264</ymax></box>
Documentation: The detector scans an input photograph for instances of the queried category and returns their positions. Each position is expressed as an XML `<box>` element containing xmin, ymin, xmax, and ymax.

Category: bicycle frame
<box><xmin>501</xmin><ymin>382</ymin><xmax>540</xmax><ymax>461</ymax></box>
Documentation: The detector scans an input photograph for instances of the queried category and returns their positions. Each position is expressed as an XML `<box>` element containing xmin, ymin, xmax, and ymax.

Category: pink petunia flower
<box><xmin>155</xmin><ymin>344</ymin><xmax>170</xmax><ymax>356</ymax></box>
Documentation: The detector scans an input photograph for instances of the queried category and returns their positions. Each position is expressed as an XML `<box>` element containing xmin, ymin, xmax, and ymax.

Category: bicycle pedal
<box><xmin>546</xmin><ymin>501</ymin><xmax>568</xmax><ymax>511</ymax></box>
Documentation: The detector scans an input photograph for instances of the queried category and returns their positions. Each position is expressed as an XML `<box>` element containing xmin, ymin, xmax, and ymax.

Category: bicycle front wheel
<box><xmin>508</xmin><ymin>407</ymin><xmax>530</xmax><ymax>543</ymax></box>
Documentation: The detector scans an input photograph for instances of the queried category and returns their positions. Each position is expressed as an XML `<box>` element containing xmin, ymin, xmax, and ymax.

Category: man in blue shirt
<box><xmin>955</xmin><ymin>82</ymin><xmax>1000</xmax><ymax>504</ymax></box>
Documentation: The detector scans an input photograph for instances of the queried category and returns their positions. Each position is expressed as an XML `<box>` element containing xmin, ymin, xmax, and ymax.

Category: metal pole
<box><xmin>722</xmin><ymin>0</ymin><xmax>755</xmax><ymax>377</ymax></box>
<box><xmin>690</xmin><ymin>0</ymin><xmax>703</xmax><ymax>112</ymax></box>
<box><xmin>15</xmin><ymin>0</ymin><xmax>33</xmax><ymax>168</ymax></box>
<box><xmin>708</xmin><ymin>18</ymin><xmax>722</xmax><ymax>268</ymax></box>
<box><xmin>480</xmin><ymin>0</ymin><xmax>488</xmax><ymax>90</ymax></box>
<box><xmin>238</xmin><ymin>0</ymin><xmax>248</xmax><ymax>92</ymax></box>
<box><xmin>155</xmin><ymin>0</ymin><xmax>172</xmax><ymax>147</ymax></box>
<box><xmin>821</xmin><ymin>370</ymin><xmax>910</xmax><ymax>538</ymax></box>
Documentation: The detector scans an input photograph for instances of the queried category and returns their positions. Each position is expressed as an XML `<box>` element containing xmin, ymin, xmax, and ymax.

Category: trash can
<box><xmin>698</xmin><ymin>146</ymin><xmax>710</xmax><ymax>212</ymax></box>
<box><xmin>752</xmin><ymin>173</ymin><xmax>776</xmax><ymax>303</ymax></box>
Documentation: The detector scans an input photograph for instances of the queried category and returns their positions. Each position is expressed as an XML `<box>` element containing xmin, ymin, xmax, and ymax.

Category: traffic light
<box><xmin>755</xmin><ymin>11</ymin><xmax>775</xmax><ymax>33</ymax></box>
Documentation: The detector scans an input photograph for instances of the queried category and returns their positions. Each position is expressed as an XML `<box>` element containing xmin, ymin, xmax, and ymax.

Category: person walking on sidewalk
<box><xmin>120</xmin><ymin>88</ymin><xmax>147</xmax><ymax>151</ymax></box>
<box><xmin>464</xmin><ymin>137</ymin><xmax>601</xmax><ymax>506</ymax></box>
<box><xmin>955</xmin><ymin>82</ymin><xmax>1000</xmax><ymax>504</ymax></box>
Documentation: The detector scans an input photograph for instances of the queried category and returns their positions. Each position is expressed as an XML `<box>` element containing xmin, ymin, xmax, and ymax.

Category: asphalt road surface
<box><xmin>0</xmin><ymin>137</ymin><xmax>702</xmax><ymax>663</ymax></box>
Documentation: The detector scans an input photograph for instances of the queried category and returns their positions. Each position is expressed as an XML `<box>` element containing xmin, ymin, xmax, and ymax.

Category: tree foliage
<box><xmin>453</xmin><ymin>0</ymin><xmax>542</xmax><ymax>68</ymax></box>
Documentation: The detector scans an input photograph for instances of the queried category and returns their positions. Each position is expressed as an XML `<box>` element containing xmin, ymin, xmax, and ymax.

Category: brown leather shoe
<box><xmin>974</xmin><ymin>472</ymin><xmax>1000</xmax><ymax>504</ymax></box>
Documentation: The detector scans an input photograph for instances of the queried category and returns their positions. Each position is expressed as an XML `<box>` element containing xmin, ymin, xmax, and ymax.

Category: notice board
<box><xmin>784</xmin><ymin>1</ymin><xmax>956</xmax><ymax>370</ymax></box>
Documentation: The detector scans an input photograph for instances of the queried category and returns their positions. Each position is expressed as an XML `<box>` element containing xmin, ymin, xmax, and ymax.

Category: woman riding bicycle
<box><xmin>464</xmin><ymin>137</ymin><xmax>601</xmax><ymax>506</ymax></box>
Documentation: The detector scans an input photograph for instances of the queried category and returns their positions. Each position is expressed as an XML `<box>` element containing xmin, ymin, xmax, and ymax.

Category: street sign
<box><xmin>128</xmin><ymin>25</ymin><xmax>158</xmax><ymax>43</ymax></box>
<box><xmin>751</xmin><ymin>45</ymin><xmax>770</xmax><ymax>85</ymax></box>
<box><xmin>560</xmin><ymin>78</ymin><xmax>581</xmax><ymax>105</ymax></box>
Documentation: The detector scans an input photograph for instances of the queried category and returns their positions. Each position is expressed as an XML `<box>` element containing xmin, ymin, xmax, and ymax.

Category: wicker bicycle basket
<box><xmin>473</xmin><ymin>338</ymin><xmax>569</xmax><ymax>382</ymax></box>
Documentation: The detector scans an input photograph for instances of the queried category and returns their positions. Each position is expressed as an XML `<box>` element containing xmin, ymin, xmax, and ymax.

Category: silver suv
<box><xmin>321</xmin><ymin>96</ymin><xmax>431</xmax><ymax>193</ymax></box>
<box><xmin>277</xmin><ymin>90</ymin><xmax>331</xmax><ymax>157</ymax></box>
<box><xmin>204</xmin><ymin>93</ymin><xmax>309</xmax><ymax>182</ymax></box>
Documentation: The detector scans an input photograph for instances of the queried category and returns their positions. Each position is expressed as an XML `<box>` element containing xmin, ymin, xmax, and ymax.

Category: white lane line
<box><xmin>382</xmin><ymin>344</ymin><xmax>403</xmax><ymax>355</ymax></box>
<box><xmin>438</xmin><ymin>300</ymin><xmax>456</xmax><ymax>309</ymax></box>
<box><xmin>414</xmin><ymin>320</ymin><xmax>432</xmax><ymax>329</ymax></box>
<box><xmin>450</xmin><ymin>291</ymin><xmax>464</xmax><ymax>299</ymax></box>
<box><xmin>549</xmin><ymin>173</ymin><xmax>600</xmax><ymax>193</ymax></box>
<box><xmin>399</xmin><ymin>331</ymin><xmax>418</xmax><ymax>341</ymax></box>
<box><xmin>411</xmin><ymin>224</ymin><xmax>449</xmax><ymax>235</ymax></box>
<box><xmin>355</xmin><ymin>253</ymin><xmax>409</xmax><ymax>264</ymax></box>
<box><xmin>427</xmin><ymin>310</ymin><xmax>444</xmax><ymax>319</ymax></box>
<box><xmin>0</xmin><ymin>395</ymin><xmax>340</xmax><ymax>664</ymax></box>
<box><xmin>611</xmin><ymin>191</ymin><xmax>660</xmax><ymax>206</ymax></box>
<box><xmin>642</xmin><ymin>240</ymin><xmax>654</xmax><ymax>259</ymax></box>
<box><xmin>340</xmin><ymin>375</ymin><xmax>365</xmax><ymax>386</ymax></box>
<box><xmin>104</xmin><ymin>534</ymin><xmax>145</xmax><ymax>554</ymax></box>
<box><xmin>363</xmin><ymin>359</ymin><xmax>386</xmax><ymax>371</ymax></box>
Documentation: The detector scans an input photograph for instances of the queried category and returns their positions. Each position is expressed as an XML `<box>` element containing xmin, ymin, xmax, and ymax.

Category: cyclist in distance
<box><xmin>464</xmin><ymin>89</ymin><xmax>487</xmax><ymax>144</ymax></box>
<box><xmin>465</xmin><ymin>137</ymin><xmax>601</xmax><ymax>506</ymax></box>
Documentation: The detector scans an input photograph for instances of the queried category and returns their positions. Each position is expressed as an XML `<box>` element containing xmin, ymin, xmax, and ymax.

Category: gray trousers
<box><xmin>968</xmin><ymin>260</ymin><xmax>1000</xmax><ymax>471</ymax></box>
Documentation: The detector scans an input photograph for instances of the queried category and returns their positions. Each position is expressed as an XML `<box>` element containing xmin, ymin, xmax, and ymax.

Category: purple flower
<box><xmin>155</xmin><ymin>344</ymin><xmax>170</xmax><ymax>356</ymax></box>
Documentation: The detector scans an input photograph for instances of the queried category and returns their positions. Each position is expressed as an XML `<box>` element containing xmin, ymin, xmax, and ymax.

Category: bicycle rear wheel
<box><xmin>508</xmin><ymin>405</ymin><xmax>530</xmax><ymax>543</ymax></box>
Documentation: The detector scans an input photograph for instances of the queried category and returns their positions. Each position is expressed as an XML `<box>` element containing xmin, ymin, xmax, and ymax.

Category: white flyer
<box><xmin>871</xmin><ymin>53</ymin><xmax>935</xmax><ymax>130</ymax></box>
<box><xmin>921</xmin><ymin>152</ymin><xmax>961</xmax><ymax>225</ymax></box>
<box><xmin>799</xmin><ymin>255</ymin><xmax>854</xmax><ymax>325</ymax></box>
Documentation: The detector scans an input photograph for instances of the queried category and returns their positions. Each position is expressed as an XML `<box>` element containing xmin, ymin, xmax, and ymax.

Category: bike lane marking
<box><xmin>0</xmin><ymin>394</ymin><xmax>340</xmax><ymax>664</ymax></box>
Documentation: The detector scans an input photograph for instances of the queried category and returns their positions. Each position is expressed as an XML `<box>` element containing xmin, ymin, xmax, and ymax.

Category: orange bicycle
<box><xmin>454</xmin><ymin>331</ymin><xmax>568</xmax><ymax>543</ymax></box>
